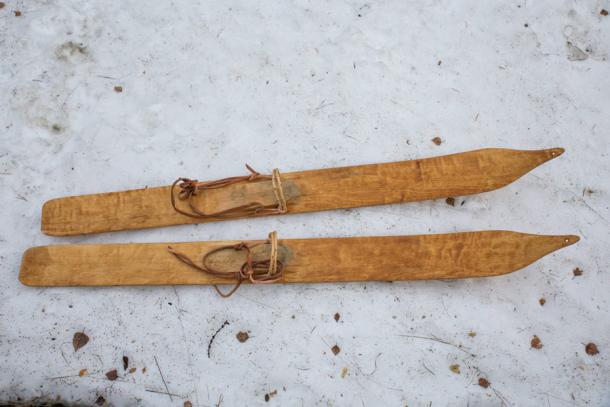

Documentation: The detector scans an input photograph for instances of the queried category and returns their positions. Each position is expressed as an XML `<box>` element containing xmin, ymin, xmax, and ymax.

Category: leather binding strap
<box><xmin>167</xmin><ymin>231</ymin><xmax>283</xmax><ymax>297</ymax></box>
<box><xmin>170</xmin><ymin>165</ymin><xmax>288</xmax><ymax>219</ymax></box>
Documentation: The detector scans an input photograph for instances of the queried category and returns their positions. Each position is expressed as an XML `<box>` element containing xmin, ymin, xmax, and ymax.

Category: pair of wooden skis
<box><xmin>20</xmin><ymin>148</ymin><xmax>578</xmax><ymax>295</ymax></box>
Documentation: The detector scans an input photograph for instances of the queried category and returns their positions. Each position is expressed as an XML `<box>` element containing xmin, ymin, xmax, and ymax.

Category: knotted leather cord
<box><xmin>170</xmin><ymin>165</ymin><xmax>288</xmax><ymax>219</ymax></box>
<box><xmin>167</xmin><ymin>231</ymin><xmax>283</xmax><ymax>298</ymax></box>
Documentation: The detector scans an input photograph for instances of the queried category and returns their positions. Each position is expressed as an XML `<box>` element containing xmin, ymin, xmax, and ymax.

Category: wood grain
<box><xmin>41</xmin><ymin>148</ymin><xmax>564</xmax><ymax>236</ymax></box>
<box><xmin>20</xmin><ymin>231</ymin><xmax>579</xmax><ymax>287</ymax></box>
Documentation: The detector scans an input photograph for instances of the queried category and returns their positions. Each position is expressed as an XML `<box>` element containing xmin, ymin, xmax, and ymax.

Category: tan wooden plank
<box><xmin>41</xmin><ymin>148</ymin><xmax>564</xmax><ymax>236</ymax></box>
<box><xmin>20</xmin><ymin>231</ymin><xmax>579</xmax><ymax>287</ymax></box>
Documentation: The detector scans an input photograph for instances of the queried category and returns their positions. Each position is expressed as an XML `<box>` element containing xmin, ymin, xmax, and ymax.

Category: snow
<box><xmin>1</xmin><ymin>0</ymin><xmax>609</xmax><ymax>405</ymax></box>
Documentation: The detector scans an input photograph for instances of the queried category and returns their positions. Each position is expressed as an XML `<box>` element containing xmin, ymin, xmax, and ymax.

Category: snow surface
<box><xmin>1</xmin><ymin>0</ymin><xmax>609</xmax><ymax>405</ymax></box>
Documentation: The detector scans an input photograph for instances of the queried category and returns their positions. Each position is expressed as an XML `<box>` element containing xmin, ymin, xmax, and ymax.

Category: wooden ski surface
<box><xmin>20</xmin><ymin>231</ymin><xmax>578</xmax><ymax>287</ymax></box>
<box><xmin>41</xmin><ymin>148</ymin><xmax>564</xmax><ymax>236</ymax></box>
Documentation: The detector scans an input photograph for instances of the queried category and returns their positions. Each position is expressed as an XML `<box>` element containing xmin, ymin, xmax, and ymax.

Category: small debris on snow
<box><xmin>72</xmin><ymin>332</ymin><xmax>89</xmax><ymax>352</ymax></box>
<box><xmin>566</xmin><ymin>42</ymin><xmax>588</xmax><ymax>61</ymax></box>
<box><xmin>585</xmin><ymin>343</ymin><xmax>599</xmax><ymax>355</ymax></box>
<box><xmin>105</xmin><ymin>369</ymin><xmax>118</xmax><ymax>381</ymax></box>
<box><xmin>531</xmin><ymin>335</ymin><xmax>543</xmax><ymax>349</ymax></box>
<box><xmin>264</xmin><ymin>389</ymin><xmax>277</xmax><ymax>402</ymax></box>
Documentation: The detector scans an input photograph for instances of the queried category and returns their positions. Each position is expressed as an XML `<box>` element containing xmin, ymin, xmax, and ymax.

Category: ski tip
<box><xmin>544</xmin><ymin>147</ymin><xmax>565</xmax><ymax>160</ymax></box>
<box><xmin>522</xmin><ymin>147</ymin><xmax>565</xmax><ymax>169</ymax></box>
<box><xmin>560</xmin><ymin>234</ymin><xmax>580</xmax><ymax>247</ymax></box>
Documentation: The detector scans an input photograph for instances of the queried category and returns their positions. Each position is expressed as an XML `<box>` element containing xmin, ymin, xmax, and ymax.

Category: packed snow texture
<box><xmin>1</xmin><ymin>1</ymin><xmax>609</xmax><ymax>405</ymax></box>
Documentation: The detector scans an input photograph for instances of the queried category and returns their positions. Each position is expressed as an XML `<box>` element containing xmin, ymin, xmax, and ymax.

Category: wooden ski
<box><xmin>41</xmin><ymin>148</ymin><xmax>564</xmax><ymax>236</ymax></box>
<box><xmin>20</xmin><ymin>231</ymin><xmax>578</xmax><ymax>293</ymax></box>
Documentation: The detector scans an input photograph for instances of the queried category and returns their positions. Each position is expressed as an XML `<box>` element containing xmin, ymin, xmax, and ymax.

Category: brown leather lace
<box><xmin>167</xmin><ymin>231</ymin><xmax>283</xmax><ymax>297</ymax></box>
<box><xmin>170</xmin><ymin>165</ymin><xmax>287</xmax><ymax>219</ymax></box>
